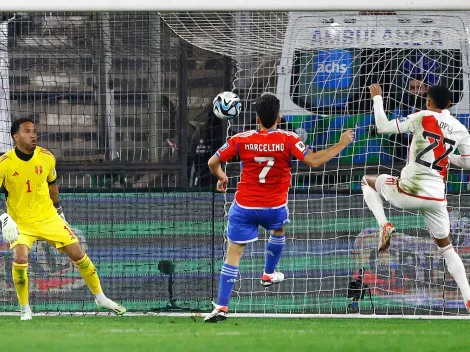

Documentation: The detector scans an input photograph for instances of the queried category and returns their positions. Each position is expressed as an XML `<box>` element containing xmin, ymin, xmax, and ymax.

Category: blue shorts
<box><xmin>226</xmin><ymin>201</ymin><xmax>289</xmax><ymax>244</ymax></box>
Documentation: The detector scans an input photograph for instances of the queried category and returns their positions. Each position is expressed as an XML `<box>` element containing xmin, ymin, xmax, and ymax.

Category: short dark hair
<box><xmin>11</xmin><ymin>118</ymin><xmax>34</xmax><ymax>138</ymax></box>
<box><xmin>426</xmin><ymin>85</ymin><xmax>452</xmax><ymax>110</ymax></box>
<box><xmin>256</xmin><ymin>94</ymin><xmax>280</xmax><ymax>129</ymax></box>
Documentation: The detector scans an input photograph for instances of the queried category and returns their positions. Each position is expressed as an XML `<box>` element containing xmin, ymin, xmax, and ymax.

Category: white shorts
<box><xmin>375</xmin><ymin>174</ymin><xmax>449</xmax><ymax>239</ymax></box>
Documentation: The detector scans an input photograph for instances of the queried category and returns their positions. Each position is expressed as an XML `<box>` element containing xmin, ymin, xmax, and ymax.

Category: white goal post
<box><xmin>0</xmin><ymin>0</ymin><xmax>469</xmax><ymax>11</ymax></box>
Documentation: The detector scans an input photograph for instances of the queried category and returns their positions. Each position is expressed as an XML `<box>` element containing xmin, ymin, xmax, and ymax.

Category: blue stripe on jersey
<box><xmin>303</xmin><ymin>145</ymin><xmax>310</xmax><ymax>156</ymax></box>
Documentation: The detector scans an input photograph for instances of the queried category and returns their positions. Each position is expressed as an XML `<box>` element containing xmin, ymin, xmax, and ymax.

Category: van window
<box><xmin>290</xmin><ymin>48</ymin><xmax>463</xmax><ymax>114</ymax></box>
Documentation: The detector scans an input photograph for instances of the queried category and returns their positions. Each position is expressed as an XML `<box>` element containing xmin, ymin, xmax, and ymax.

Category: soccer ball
<box><xmin>212</xmin><ymin>92</ymin><xmax>241</xmax><ymax>120</ymax></box>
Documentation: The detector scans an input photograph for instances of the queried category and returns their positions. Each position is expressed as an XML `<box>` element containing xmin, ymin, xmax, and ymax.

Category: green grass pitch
<box><xmin>0</xmin><ymin>316</ymin><xmax>467</xmax><ymax>352</ymax></box>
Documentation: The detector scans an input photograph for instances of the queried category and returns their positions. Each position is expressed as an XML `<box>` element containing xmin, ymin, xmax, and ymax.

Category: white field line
<box><xmin>0</xmin><ymin>312</ymin><xmax>469</xmax><ymax>320</ymax></box>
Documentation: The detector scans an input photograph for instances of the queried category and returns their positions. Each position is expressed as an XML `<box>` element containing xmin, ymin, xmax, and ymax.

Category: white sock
<box><xmin>21</xmin><ymin>304</ymin><xmax>31</xmax><ymax>311</ymax></box>
<box><xmin>440</xmin><ymin>245</ymin><xmax>470</xmax><ymax>302</ymax></box>
<box><xmin>94</xmin><ymin>292</ymin><xmax>107</xmax><ymax>302</ymax></box>
<box><xmin>361</xmin><ymin>177</ymin><xmax>388</xmax><ymax>227</ymax></box>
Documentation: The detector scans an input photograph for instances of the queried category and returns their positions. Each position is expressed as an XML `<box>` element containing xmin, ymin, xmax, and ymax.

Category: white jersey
<box><xmin>396</xmin><ymin>109</ymin><xmax>470</xmax><ymax>200</ymax></box>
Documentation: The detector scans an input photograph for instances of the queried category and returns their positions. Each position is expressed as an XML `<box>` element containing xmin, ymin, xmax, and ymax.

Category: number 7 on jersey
<box><xmin>254</xmin><ymin>157</ymin><xmax>274</xmax><ymax>183</ymax></box>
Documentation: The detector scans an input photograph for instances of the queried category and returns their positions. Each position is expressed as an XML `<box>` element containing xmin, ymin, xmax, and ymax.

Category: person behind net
<box><xmin>363</xmin><ymin>84</ymin><xmax>470</xmax><ymax>311</ymax></box>
<box><xmin>386</xmin><ymin>75</ymin><xmax>429</xmax><ymax>161</ymax></box>
<box><xmin>204</xmin><ymin>94</ymin><xmax>355</xmax><ymax>322</ymax></box>
<box><xmin>0</xmin><ymin>118</ymin><xmax>126</xmax><ymax>320</ymax></box>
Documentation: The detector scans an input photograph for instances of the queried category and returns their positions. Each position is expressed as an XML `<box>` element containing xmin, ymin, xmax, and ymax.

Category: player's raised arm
<box><xmin>302</xmin><ymin>130</ymin><xmax>355</xmax><ymax>168</ymax></box>
<box><xmin>369</xmin><ymin>83</ymin><xmax>423</xmax><ymax>135</ymax></box>
<box><xmin>369</xmin><ymin>83</ymin><xmax>402</xmax><ymax>134</ymax></box>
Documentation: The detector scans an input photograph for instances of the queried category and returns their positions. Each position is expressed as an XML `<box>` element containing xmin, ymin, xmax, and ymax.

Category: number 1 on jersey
<box><xmin>254</xmin><ymin>157</ymin><xmax>274</xmax><ymax>183</ymax></box>
<box><xmin>26</xmin><ymin>180</ymin><xmax>31</xmax><ymax>193</ymax></box>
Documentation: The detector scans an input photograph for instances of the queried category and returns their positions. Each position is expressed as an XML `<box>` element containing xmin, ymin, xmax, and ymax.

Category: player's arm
<box><xmin>302</xmin><ymin>130</ymin><xmax>355</xmax><ymax>168</ymax></box>
<box><xmin>48</xmin><ymin>182</ymin><xmax>62</xmax><ymax>213</ymax></box>
<box><xmin>45</xmin><ymin>154</ymin><xmax>67</xmax><ymax>221</ymax></box>
<box><xmin>369</xmin><ymin>83</ymin><xmax>418</xmax><ymax>134</ymax></box>
<box><xmin>208</xmin><ymin>155</ymin><xmax>228</xmax><ymax>192</ymax></box>
<box><xmin>48</xmin><ymin>182</ymin><xmax>66</xmax><ymax>221</ymax></box>
<box><xmin>449</xmin><ymin>133</ymin><xmax>470</xmax><ymax>169</ymax></box>
<box><xmin>48</xmin><ymin>183</ymin><xmax>69</xmax><ymax>224</ymax></box>
<box><xmin>0</xmin><ymin>164</ymin><xmax>19</xmax><ymax>242</ymax></box>
<box><xmin>208</xmin><ymin>138</ymin><xmax>238</xmax><ymax>193</ymax></box>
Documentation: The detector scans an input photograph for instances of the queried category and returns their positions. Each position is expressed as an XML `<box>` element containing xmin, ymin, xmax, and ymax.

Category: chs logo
<box><xmin>313</xmin><ymin>49</ymin><xmax>353</xmax><ymax>89</ymax></box>
<box><xmin>316</xmin><ymin>62</ymin><xmax>348</xmax><ymax>74</ymax></box>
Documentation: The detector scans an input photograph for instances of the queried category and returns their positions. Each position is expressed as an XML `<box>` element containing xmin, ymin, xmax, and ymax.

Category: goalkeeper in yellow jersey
<box><xmin>0</xmin><ymin>118</ymin><xmax>126</xmax><ymax>320</ymax></box>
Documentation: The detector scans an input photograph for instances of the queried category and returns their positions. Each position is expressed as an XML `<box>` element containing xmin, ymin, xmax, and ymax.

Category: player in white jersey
<box><xmin>362</xmin><ymin>83</ymin><xmax>470</xmax><ymax>311</ymax></box>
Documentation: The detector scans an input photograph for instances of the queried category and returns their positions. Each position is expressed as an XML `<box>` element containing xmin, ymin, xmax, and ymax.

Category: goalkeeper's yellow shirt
<box><xmin>0</xmin><ymin>147</ymin><xmax>58</xmax><ymax>224</ymax></box>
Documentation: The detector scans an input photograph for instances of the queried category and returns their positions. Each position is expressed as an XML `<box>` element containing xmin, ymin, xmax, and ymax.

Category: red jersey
<box><xmin>216</xmin><ymin>129</ymin><xmax>309</xmax><ymax>208</ymax></box>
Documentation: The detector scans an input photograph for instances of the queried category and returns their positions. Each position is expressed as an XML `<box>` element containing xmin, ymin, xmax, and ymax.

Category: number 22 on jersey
<box><xmin>415</xmin><ymin>130</ymin><xmax>456</xmax><ymax>172</ymax></box>
<box><xmin>254</xmin><ymin>157</ymin><xmax>274</xmax><ymax>183</ymax></box>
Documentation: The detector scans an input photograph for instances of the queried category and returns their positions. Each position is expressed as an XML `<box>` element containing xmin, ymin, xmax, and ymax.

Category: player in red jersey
<box><xmin>204</xmin><ymin>93</ymin><xmax>354</xmax><ymax>322</ymax></box>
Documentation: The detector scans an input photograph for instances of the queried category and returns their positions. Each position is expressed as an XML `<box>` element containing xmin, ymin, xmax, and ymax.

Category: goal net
<box><xmin>162</xmin><ymin>11</ymin><xmax>470</xmax><ymax>315</ymax></box>
<box><xmin>0</xmin><ymin>11</ymin><xmax>469</xmax><ymax>317</ymax></box>
<box><xmin>0</xmin><ymin>13</ymin><xmax>229</xmax><ymax>313</ymax></box>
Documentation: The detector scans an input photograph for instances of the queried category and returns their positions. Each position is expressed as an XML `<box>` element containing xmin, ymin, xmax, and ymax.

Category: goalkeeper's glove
<box><xmin>56</xmin><ymin>205</ymin><xmax>65</xmax><ymax>220</ymax></box>
<box><xmin>56</xmin><ymin>205</ymin><xmax>72</xmax><ymax>227</ymax></box>
<box><xmin>56</xmin><ymin>205</ymin><xmax>67</xmax><ymax>221</ymax></box>
<box><xmin>0</xmin><ymin>212</ymin><xmax>19</xmax><ymax>242</ymax></box>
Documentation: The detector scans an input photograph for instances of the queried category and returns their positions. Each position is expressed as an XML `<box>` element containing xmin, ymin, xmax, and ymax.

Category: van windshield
<box><xmin>290</xmin><ymin>48</ymin><xmax>463</xmax><ymax>115</ymax></box>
